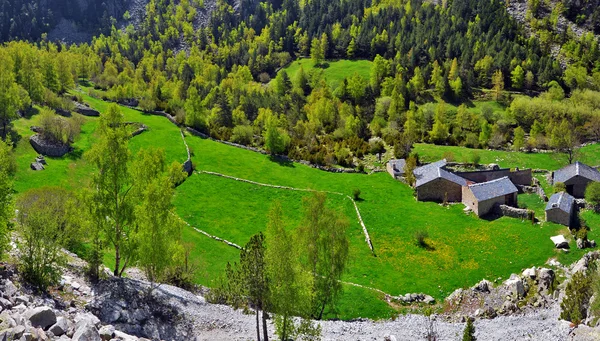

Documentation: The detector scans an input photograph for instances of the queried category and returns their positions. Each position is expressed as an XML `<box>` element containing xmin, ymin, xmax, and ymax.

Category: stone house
<box><xmin>552</xmin><ymin>161</ymin><xmax>600</xmax><ymax>198</ymax></box>
<box><xmin>386</xmin><ymin>159</ymin><xmax>406</xmax><ymax>178</ymax></box>
<box><xmin>545</xmin><ymin>191</ymin><xmax>576</xmax><ymax>227</ymax></box>
<box><xmin>414</xmin><ymin>160</ymin><xmax>468</xmax><ymax>202</ymax></box>
<box><xmin>462</xmin><ymin>177</ymin><xmax>518</xmax><ymax>217</ymax></box>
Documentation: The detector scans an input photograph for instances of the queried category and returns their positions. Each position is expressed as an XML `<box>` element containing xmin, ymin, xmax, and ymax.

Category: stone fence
<box><xmin>29</xmin><ymin>134</ymin><xmax>71</xmax><ymax>157</ymax></box>
<box><xmin>494</xmin><ymin>204</ymin><xmax>530</xmax><ymax>220</ymax></box>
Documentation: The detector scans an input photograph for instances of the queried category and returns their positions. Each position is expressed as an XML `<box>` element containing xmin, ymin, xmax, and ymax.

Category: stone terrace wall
<box><xmin>495</xmin><ymin>204</ymin><xmax>529</xmax><ymax>220</ymax></box>
<box><xmin>456</xmin><ymin>168</ymin><xmax>532</xmax><ymax>186</ymax></box>
<box><xmin>29</xmin><ymin>134</ymin><xmax>71</xmax><ymax>157</ymax></box>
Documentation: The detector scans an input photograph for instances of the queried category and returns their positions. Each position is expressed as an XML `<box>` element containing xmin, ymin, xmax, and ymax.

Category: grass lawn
<box><xmin>413</xmin><ymin>143</ymin><xmax>600</xmax><ymax>171</ymax></box>
<box><xmin>280</xmin><ymin>58</ymin><xmax>373</xmax><ymax>90</ymax></box>
<box><xmin>9</xmin><ymin>92</ymin><xmax>600</xmax><ymax>320</ymax></box>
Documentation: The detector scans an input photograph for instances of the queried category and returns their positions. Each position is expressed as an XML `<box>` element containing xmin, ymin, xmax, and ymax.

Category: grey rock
<box><xmin>49</xmin><ymin>317</ymin><xmax>68</xmax><ymax>336</ymax></box>
<box><xmin>74</xmin><ymin>102</ymin><xmax>100</xmax><ymax>117</ymax></box>
<box><xmin>472</xmin><ymin>279</ymin><xmax>492</xmax><ymax>293</ymax></box>
<box><xmin>538</xmin><ymin>268</ymin><xmax>555</xmax><ymax>292</ymax></box>
<box><xmin>505</xmin><ymin>278</ymin><xmax>526</xmax><ymax>298</ymax></box>
<box><xmin>30</xmin><ymin>162</ymin><xmax>45</xmax><ymax>171</ymax></box>
<box><xmin>591</xmin><ymin>240</ymin><xmax>597</xmax><ymax>248</ymax></box>
<box><xmin>14</xmin><ymin>295</ymin><xmax>30</xmax><ymax>305</ymax></box>
<box><xmin>0</xmin><ymin>311</ymin><xmax>17</xmax><ymax>329</ymax></box>
<box><xmin>384</xmin><ymin>336</ymin><xmax>397</xmax><ymax>341</ymax></box>
<box><xmin>3</xmin><ymin>280</ymin><xmax>18</xmax><ymax>297</ymax></box>
<box><xmin>6</xmin><ymin>325</ymin><xmax>25</xmax><ymax>339</ymax></box>
<box><xmin>35</xmin><ymin>155</ymin><xmax>46</xmax><ymax>165</ymax></box>
<box><xmin>522</xmin><ymin>267</ymin><xmax>536</xmax><ymax>279</ymax></box>
<box><xmin>551</xmin><ymin>235</ymin><xmax>569</xmax><ymax>249</ymax></box>
<box><xmin>72</xmin><ymin>323</ymin><xmax>101</xmax><ymax>341</ymax></box>
<box><xmin>0</xmin><ymin>297</ymin><xmax>12</xmax><ymax>310</ymax></box>
<box><xmin>577</xmin><ymin>238</ymin><xmax>585</xmax><ymax>249</ymax></box>
<box><xmin>423</xmin><ymin>295</ymin><xmax>435</xmax><ymax>304</ymax></box>
<box><xmin>26</xmin><ymin>306</ymin><xmax>57</xmax><ymax>330</ymax></box>
<box><xmin>98</xmin><ymin>325</ymin><xmax>115</xmax><ymax>340</ymax></box>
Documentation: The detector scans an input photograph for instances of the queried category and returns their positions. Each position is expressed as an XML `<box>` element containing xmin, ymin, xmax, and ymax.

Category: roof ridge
<box><xmin>468</xmin><ymin>176</ymin><xmax>509</xmax><ymax>187</ymax></box>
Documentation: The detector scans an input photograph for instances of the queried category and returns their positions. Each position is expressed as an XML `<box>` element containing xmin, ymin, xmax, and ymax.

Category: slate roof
<box><xmin>546</xmin><ymin>191</ymin><xmax>575</xmax><ymax>213</ymax></box>
<box><xmin>413</xmin><ymin>159</ymin><xmax>447</xmax><ymax>177</ymax></box>
<box><xmin>388</xmin><ymin>159</ymin><xmax>406</xmax><ymax>174</ymax></box>
<box><xmin>553</xmin><ymin>161</ymin><xmax>600</xmax><ymax>184</ymax></box>
<box><xmin>467</xmin><ymin>176</ymin><xmax>517</xmax><ymax>201</ymax></box>
<box><xmin>415</xmin><ymin>163</ymin><xmax>468</xmax><ymax>187</ymax></box>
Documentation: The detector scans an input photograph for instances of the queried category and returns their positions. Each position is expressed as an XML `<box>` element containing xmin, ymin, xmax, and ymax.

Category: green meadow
<box><xmin>10</xmin><ymin>93</ymin><xmax>600</xmax><ymax>320</ymax></box>
<box><xmin>280</xmin><ymin>58</ymin><xmax>373</xmax><ymax>89</ymax></box>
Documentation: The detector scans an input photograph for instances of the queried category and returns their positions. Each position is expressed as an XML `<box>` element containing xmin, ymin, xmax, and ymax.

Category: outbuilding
<box><xmin>462</xmin><ymin>177</ymin><xmax>518</xmax><ymax>217</ymax></box>
<box><xmin>414</xmin><ymin>160</ymin><xmax>467</xmax><ymax>202</ymax></box>
<box><xmin>386</xmin><ymin>159</ymin><xmax>406</xmax><ymax>178</ymax></box>
<box><xmin>552</xmin><ymin>162</ymin><xmax>600</xmax><ymax>198</ymax></box>
<box><xmin>545</xmin><ymin>191</ymin><xmax>576</xmax><ymax>227</ymax></box>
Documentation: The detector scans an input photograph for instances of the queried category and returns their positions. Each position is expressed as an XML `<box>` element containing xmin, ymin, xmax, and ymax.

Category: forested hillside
<box><xmin>1</xmin><ymin>0</ymin><xmax>600</xmax><ymax>168</ymax></box>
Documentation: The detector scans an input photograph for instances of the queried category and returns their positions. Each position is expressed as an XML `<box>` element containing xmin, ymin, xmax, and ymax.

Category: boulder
<box><xmin>384</xmin><ymin>336</ymin><xmax>397</xmax><ymax>341</ymax></box>
<box><xmin>538</xmin><ymin>268</ymin><xmax>555</xmax><ymax>292</ymax></box>
<box><xmin>551</xmin><ymin>235</ymin><xmax>569</xmax><ymax>249</ymax></box>
<box><xmin>49</xmin><ymin>316</ymin><xmax>69</xmax><ymax>336</ymax></box>
<box><xmin>505</xmin><ymin>278</ymin><xmax>526</xmax><ymax>298</ymax></box>
<box><xmin>501</xmin><ymin>300</ymin><xmax>518</xmax><ymax>314</ymax></box>
<box><xmin>75</xmin><ymin>313</ymin><xmax>101</xmax><ymax>330</ymax></box>
<box><xmin>5</xmin><ymin>325</ymin><xmax>25</xmax><ymax>339</ymax></box>
<box><xmin>98</xmin><ymin>325</ymin><xmax>115</xmax><ymax>340</ymax></box>
<box><xmin>30</xmin><ymin>162</ymin><xmax>45</xmax><ymax>171</ymax></box>
<box><xmin>0</xmin><ymin>311</ymin><xmax>17</xmax><ymax>329</ymax></box>
<box><xmin>423</xmin><ymin>295</ymin><xmax>435</xmax><ymax>304</ymax></box>
<box><xmin>35</xmin><ymin>155</ymin><xmax>46</xmax><ymax>165</ymax></box>
<box><xmin>14</xmin><ymin>295</ymin><xmax>30</xmax><ymax>305</ymax></box>
<box><xmin>577</xmin><ymin>238</ymin><xmax>586</xmax><ymax>249</ymax></box>
<box><xmin>74</xmin><ymin>102</ymin><xmax>100</xmax><ymax>117</ymax></box>
<box><xmin>3</xmin><ymin>280</ymin><xmax>18</xmax><ymax>297</ymax></box>
<box><xmin>26</xmin><ymin>306</ymin><xmax>57</xmax><ymax>330</ymax></box>
<box><xmin>472</xmin><ymin>279</ymin><xmax>492</xmax><ymax>293</ymax></box>
<box><xmin>522</xmin><ymin>267</ymin><xmax>536</xmax><ymax>279</ymax></box>
<box><xmin>72</xmin><ymin>323</ymin><xmax>101</xmax><ymax>341</ymax></box>
<box><xmin>591</xmin><ymin>240</ymin><xmax>597</xmax><ymax>248</ymax></box>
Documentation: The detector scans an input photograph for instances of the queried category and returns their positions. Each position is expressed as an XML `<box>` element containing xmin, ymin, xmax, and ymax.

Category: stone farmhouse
<box><xmin>414</xmin><ymin>160</ymin><xmax>468</xmax><ymax>202</ymax></box>
<box><xmin>552</xmin><ymin>161</ymin><xmax>600</xmax><ymax>198</ymax></box>
<box><xmin>386</xmin><ymin>159</ymin><xmax>406</xmax><ymax>178</ymax></box>
<box><xmin>462</xmin><ymin>177</ymin><xmax>519</xmax><ymax>217</ymax></box>
<box><xmin>545</xmin><ymin>191</ymin><xmax>576</xmax><ymax>227</ymax></box>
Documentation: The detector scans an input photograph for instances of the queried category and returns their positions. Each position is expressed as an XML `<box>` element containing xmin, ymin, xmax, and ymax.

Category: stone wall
<box><xmin>74</xmin><ymin>102</ymin><xmax>100</xmax><ymax>116</ymax></box>
<box><xmin>545</xmin><ymin>208</ymin><xmax>572</xmax><ymax>226</ymax></box>
<box><xmin>29</xmin><ymin>134</ymin><xmax>71</xmax><ymax>157</ymax></box>
<box><xmin>416</xmin><ymin>178</ymin><xmax>462</xmax><ymax>202</ymax></box>
<box><xmin>456</xmin><ymin>168</ymin><xmax>532</xmax><ymax>186</ymax></box>
<box><xmin>495</xmin><ymin>204</ymin><xmax>529</xmax><ymax>220</ymax></box>
<box><xmin>565</xmin><ymin>176</ymin><xmax>594</xmax><ymax>198</ymax></box>
<box><xmin>462</xmin><ymin>186</ymin><xmax>479</xmax><ymax>214</ymax></box>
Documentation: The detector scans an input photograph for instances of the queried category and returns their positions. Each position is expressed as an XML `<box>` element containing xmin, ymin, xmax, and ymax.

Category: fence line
<box><xmin>196</xmin><ymin>170</ymin><xmax>375</xmax><ymax>256</ymax></box>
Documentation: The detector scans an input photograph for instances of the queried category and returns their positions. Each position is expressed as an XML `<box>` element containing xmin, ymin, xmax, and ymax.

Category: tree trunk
<box><xmin>114</xmin><ymin>244</ymin><xmax>120</xmax><ymax>277</ymax></box>
<box><xmin>262</xmin><ymin>310</ymin><xmax>268</xmax><ymax>341</ymax></box>
<box><xmin>318</xmin><ymin>301</ymin><xmax>326</xmax><ymax>320</ymax></box>
<box><xmin>281</xmin><ymin>316</ymin><xmax>288</xmax><ymax>341</ymax></box>
<box><xmin>255</xmin><ymin>308</ymin><xmax>261</xmax><ymax>341</ymax></box>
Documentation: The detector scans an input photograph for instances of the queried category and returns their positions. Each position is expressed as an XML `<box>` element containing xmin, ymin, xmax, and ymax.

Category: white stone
<box><xmin>551</xmin><ymin>235</ymin><xmax>569</xmax><ymax>249</ymax></box>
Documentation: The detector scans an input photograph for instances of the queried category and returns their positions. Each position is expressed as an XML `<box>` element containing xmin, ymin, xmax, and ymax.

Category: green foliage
<box><xmin>585</xmin><ymin>182</ymin><xmax>600</xmax><ymax>211</ymax></box>
<box><xmin>553</xmin><ymin>182</ymin><xmax>567</xmax><ymax>194</ymax></box>
<box><xmin>462</xmin><ymin>317</ymin><xmax>476</xmax><ymax>341</ymax></box>
<box><xmin>471</xmin><ymin>152</ymin><xmax>481</xmax><ymax>166</ymax></box>
<box><xmin>560</xmin><ymin>269</ymin><xmax>594</xmax><ymax>324</ymax></box>
<box><xmin>16</xmin><ymin>188</ymin><xmax>79</xmax><ymax>291</ymax></box>
<box><xmin>299</xmin><ymin>193</ymin><xmax>350</xmax><ymax>320</ymax></box>
<box><xmin>0</xmin><ymin>139</ymin><xmax>13</xmax><ymax>260</ymax></box>
<box><xmin>352</xmin><ymin>188</ymin><xmax>361</xmax><ymax>201</ymax></box>
<box><xmin>404</xmin><ymin>155</ymin><xmax>417</xmax><ymax>186</ymax></box>
<box><xmin>39</xmin><ymin>107</ymin><xmax>82</xmax><ymax>145</ymax></box>
<box><xmin>415</xmin><ymin>230</ymin><xmax>429</xmax><ymax>248</ymax></box>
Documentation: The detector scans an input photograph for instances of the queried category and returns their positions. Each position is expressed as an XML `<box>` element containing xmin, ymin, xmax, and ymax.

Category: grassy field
<box><xmin>9</xmin><ymin>92</ymin><xmax>600</xmax><ymax>320</ymax></box>
<box><xmin>280</xmin><ymin>58</ymin><xmax>373</xmax><ymax>90</ymax></box>
<box><xmin>413</xmin><ymin>143</ymin><xmax>600</xmax><ymax>171</ymax></box>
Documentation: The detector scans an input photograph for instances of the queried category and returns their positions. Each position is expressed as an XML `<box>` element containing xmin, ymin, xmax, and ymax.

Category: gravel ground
<box><xmin>143</xmin><ymin>281</ymin><xmax>599</xmax><ymax>341</ymax></box>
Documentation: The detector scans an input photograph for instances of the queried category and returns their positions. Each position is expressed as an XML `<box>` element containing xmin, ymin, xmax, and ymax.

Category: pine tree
<box><xmin>511</xmin><ymin>65</ymin><xmax>525</xmax><ymax>90</ymax></box>
<box><xmin>430</xmin><ymin>60</ymin><xmax>445</xmax><ymax>96</ymax></box>
<box><xmin>462</xmin><ymin>317</ymin><xmax>476</xmax><ymax>341</ymax></box>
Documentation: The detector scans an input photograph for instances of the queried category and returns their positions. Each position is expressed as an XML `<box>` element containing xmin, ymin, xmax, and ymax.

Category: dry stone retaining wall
<box><xmin>29</xmin><ymin>134</ymin><xmax>71</xmax><ymax>157</ymax></box>
<box><xmin>495</xmin><ymin>204</ymin><xmax>530</xmax><ymax>220</ymax></box>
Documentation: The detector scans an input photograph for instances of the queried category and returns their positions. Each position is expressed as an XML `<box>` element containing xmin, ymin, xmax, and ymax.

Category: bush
<box><xmin>585</xmin><ymin>182</ymin><xmax>600</xmax><ymax>212</ymax></box>
<box><xmin>353</xmin><ymin>188</ymin><xmax>361</xmax><ymax>201</ymax></box>
<box><xmin>560</xmin><ymin>269</ymin><xmax>594</xmax><ymax>324</ymax></box>
<box><xmin>16</xmin><ymin>188</ymin><xmax>80</xmax><ymax>291</ymax></box>
<box><xmin>39</xmin><ymin>108</ymin><xmax>82</xmax><ymax>145</ymax></box>
<box><xmin>415</xmin><ymin>230</ymin><xmax>429</xmax><ymax>248</ymax></box>
<box><xmin>462</xmin><ymin>317</ymin><xmax>476</xmax><ymax>341</ymax></box>
<box><xmin>471</xmin><ymin>152</ymin><xmax>481</xmax><ymax>166</ymax></box>
<box><xmin>230</xmin><ymin>125</ymin><xmax>254</xmax><ymax>145</ymax></box>
<box><xmin>442</xmin><ymin>151</ymin><xmax>455</xmax><ymax>162</ymax></box>
<box><xmin>554</xmin><ymin>182</ymin><xmax>567</xmax><ymax>194</ymax></box>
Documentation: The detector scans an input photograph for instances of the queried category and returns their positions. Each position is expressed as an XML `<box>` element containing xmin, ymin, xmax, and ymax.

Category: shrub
<box><xmin>471</xmin><ymin>152</ymin><xmax>481</xmax><ymax>166</ymax></box>
<box><xmin>462</xmin><ymin>317</ymin><xmax>476</xmax><ymax>341</ymax></box>
<box><xmin>353</xmin><ymin>188</ymin><xmax>361</xmax><ymax>201</ymax></box>
<box><xmin>39</xmin><ymin>108</ymin><xmax>82</xmax><ymax>145</ymax></box>
<box><xmin>585</xmin><ymin>182</ymin><xmax>600</xmax><ymax>212</ymax></box>
<box><xmin>442</xmin><ymin>151</ymin><xmax>455</xmax><ymax>162</ymax></box>
<box><xmin>415</xmin><ymin>230</ymin><xmax>429</xmax><ymax>248</ymax></box>
<box><xmin>554</xmin><ymin>182</ymin><xmax>567</xmax><ymax>194</ymax></box>
<box><xmin>231</xmin><ymin>125</ymin><xmax>254</xmax><ymax>145</ymax></box>
<box><xmin>574</xmin><ymin>227</ymin><xmax>588</xmax><ymax>241</ymax></box>
<box><xmin>560</xmin><ymin>269</ymin><xmax>594</xmax><ymax>324</ymax></box>
<box><xmin>16</xmin><ymin>188</ymin><xmax>79</xmax><ymax>291</ymax></box>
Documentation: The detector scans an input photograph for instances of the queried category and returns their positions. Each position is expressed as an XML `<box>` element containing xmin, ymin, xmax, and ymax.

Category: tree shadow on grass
<box><xmin>66</xmin><ymin>147</ymin><xmax>84</xmax><ymax>160</ymax></box>
<box><xmin>268</xmin><ymin>155</ymin><xmax>295</xmax><ymax>168</ymax></box>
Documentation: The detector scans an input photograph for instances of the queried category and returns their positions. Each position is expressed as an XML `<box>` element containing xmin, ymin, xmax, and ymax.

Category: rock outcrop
<box><xmin>29</xmin><ymin>134</ymin><xmax>71</xmax><ymax>157</ymax></box>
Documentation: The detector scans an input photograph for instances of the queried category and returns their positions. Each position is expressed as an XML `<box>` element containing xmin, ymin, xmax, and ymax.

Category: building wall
<box><xmin>456</xmin><ymin>169</ymin><xmax>532</xmax><ymax>186</ymax></box>
<box><xmin>386</xmin><ymin>163</ymin><xmax>396</xmax><ymax>178</ymax></box>
<box><xmin>462</xmin><ymin>186</ymin><xmax>479</xmax><ymax>214</ymax></box>
<box><xmin>416</xmin><ymin>178</ymin><xmax>463</xmax><ymax>202</ymax></box>
<box><xmin>565</xmin><ymin>176</ymin><xmax>593</xmax><ymax>198</ymax></box>
<box><xmin>462</xmin><ymin>188</ymin><xmax>518</xmax><ymax>217</ymax></box>
<box><xmin>545</xmin><ymin>208</ymin><xmax>572</xmax><ymax>226</ymax></box>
